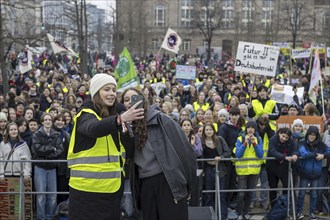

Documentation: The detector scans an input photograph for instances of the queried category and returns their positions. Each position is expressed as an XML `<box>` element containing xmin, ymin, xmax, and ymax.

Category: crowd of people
<box><xmin>0</xmin><ymin>51</ymin><xmax>330</xmax><ymax>220</ymax></box>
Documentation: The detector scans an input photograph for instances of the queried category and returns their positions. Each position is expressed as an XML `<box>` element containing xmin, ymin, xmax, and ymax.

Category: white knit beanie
<box><xmin>218</xmin><ymin>108</ymin><xmax>229</xmax><ymax>120</ymax></box>
<box><xmin>0</xmin><ymin>112</ymin><xmax>7</xmax><ymax>121</ymax></box>
<box><xmin>90</xmin><ymin>73</ymin><xmax>117</xmax><ymax>99</ymax></box>
<box><xmin>292</xmin><ymin>118</ymin><xmax>303</xmax><ymax>127</ymax></box>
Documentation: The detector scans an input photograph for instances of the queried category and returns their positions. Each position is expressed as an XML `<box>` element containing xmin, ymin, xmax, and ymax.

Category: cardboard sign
<box><xmin>176</xmin><ymin>65</ymin><xmax>196</xmax><ymax>80</ymax></box>
<box><xmin>235</xmin><ymin>41</ymin><xmax>280</xmax><ymax>76</ymax></box>
<box><xmin>0</xmin><ymin>178</ymin><xmax>33</xmax><ymax>220</ymax></box>
<box><xmin>270</xmin><ymin>84</ymin><xmax>304</xmax><ymax>104</ymax></box>
<box><xmin>276</xmin><ymin>116</ymin><xmax>324</xmax><ymax>133</ymax></box>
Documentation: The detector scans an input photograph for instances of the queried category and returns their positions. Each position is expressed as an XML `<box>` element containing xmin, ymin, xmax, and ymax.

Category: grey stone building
<box><xmin>115</xmin><ymin>0</ymin><xmax>330</xmax><ymax>58</ymax></box>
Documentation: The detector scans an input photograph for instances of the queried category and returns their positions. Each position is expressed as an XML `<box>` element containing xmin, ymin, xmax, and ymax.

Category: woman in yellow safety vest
<box><xmin>67</xmin><ymin>73</ymin><xmax>144</xmax><ymax>220</ymax></box>
<box><xmin>234</xmin><ymin>120</ymin><xmax>263</xmax><ymax>220</ymax></box>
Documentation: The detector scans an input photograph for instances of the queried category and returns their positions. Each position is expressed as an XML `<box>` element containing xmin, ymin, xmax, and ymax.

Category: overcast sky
<box><xmin>87</xmin><ymin>0</ymin><xmax>115</xmax><ymax>10</ymax></box>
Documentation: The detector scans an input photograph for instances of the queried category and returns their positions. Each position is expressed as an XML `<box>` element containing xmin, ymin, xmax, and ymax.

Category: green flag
<box><xmin>114</xmin><ymin>47</ymin><xmax>139</xmax><ymax>91</ymax></box>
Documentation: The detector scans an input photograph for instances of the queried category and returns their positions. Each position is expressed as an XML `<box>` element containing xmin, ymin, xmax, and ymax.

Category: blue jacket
<box><xmin>299</xmin><ymin>126</ymin><xmax>330</xmax><ymax>179</ymax></box>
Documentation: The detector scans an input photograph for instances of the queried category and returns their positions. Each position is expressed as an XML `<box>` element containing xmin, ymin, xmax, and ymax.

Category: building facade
<box><xmin>115</xmin><ymin>0</ymin><xmax>330</xmax><ymax>58</ymax></box>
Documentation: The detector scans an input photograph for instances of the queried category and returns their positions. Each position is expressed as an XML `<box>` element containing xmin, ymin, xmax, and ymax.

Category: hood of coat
<box><xmin>147</xmin><ymin>104</ymin><xmax>162</xmax><ymax>125</ymax></box>
<box><xmin>305</xmin><ymin>125</ymin><xmax>320</xmax><ymax>144</ymax></box>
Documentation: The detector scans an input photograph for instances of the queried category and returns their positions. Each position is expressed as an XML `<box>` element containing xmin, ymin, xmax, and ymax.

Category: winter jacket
<box><xmin>266</xmin><ymin>133</ymin><xmax>298</xmax><ymax>176</ymax></box>
<box><xmin>31</xmin><ymin>126</ymin><xmax>63</xmax><ymax>169</ymax></box>
<box><xmin>218</xmin><ymin>121</ymin><xmax>242</xmax><ymax>153</ymax></box>
<box><xmin>54</xmin><ymin>127</ymin><xmax>70</xmax><ymax>176</ymax></box>
<box><xmin>131</xmin><ymin>105</ymin><xmax>197</xmax><ymax>209</ymax></box>
<box><xmin>299</xmin><ymin>126</ymin><xmax>330</xmax><ymax>179</ymax></box>
<box><xmin>0</xmin><ymin>140</ymin><xmax>31</xmax><ymax>177</ymax></box>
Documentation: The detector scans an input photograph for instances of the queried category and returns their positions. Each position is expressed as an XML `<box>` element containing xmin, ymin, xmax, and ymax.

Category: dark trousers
<box><xmin>225</xmin><ymin>164</ymin><xmax>237</xmax><ymax>206</ymax></box>
<box><xmin>140</xmin><ymin>173</ymin><xmax>188</xmax><ymax>220</ymax></box>
<box><xmin>203</xmin><ymin>166</ymin><xmax>228</xmax><ymax>218</ymax></box>
<box><xmin>267</xmin><ymin>170</ymin><xmax>288</xmax><ymax>208</ymax></box>
<box><xmin>237</xmin><ymin>174</ymin><xmax>259</xmax><ymax>215</ymax></box>
<box><xmin>69</xmin><ymin>185</ymin><xmax>123</xmax><ymax>220</ymax></box>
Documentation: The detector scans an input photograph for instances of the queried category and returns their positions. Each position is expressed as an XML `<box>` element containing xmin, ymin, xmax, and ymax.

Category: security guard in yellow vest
<box><xmin>67</xmin><ymin>73</ymin><xmax>144</xmax><ymax>220</ymax></box>
<box><xmin>234</xmin><ymin>120</ymin><xmax>264</xmax><ymax>219</ymax></box>
<box><xmin>248</xmin><ymin>85</ymin><xmax>279</xmax><ymax>130</ymax></box>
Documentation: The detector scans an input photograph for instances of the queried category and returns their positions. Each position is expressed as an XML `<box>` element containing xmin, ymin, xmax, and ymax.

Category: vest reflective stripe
<box><xmin>252</xmin><ymin>100</ymin><xmax>277</xmax><ymax>130</ymax></box>
<box><xmin>235</xmin><ymin>164</ymin><xmax>261</xmax><ymax>169</ymax></box>
<box><xmin>234</xmin><ymin>136</ymin><xmax>262</xmax><ymax>175</ymax></box>
<box><xmin>71</xmin><ymin>170</ymin><xmax>121</xmax><ymax>179</ymax></box>
<box><xmin>68</xmin><ymin>108</ymin><xmax>125</xmax><ymax>193</ymax></box>
<box><xmin>68</xmin><ymin>155</ymin><xmax>119</xmax><ymax>166</ymax></box>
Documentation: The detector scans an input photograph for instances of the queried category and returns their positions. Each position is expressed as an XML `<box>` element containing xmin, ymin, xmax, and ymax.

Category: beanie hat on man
<box><xmin>89</xmin><ymin>73</ymin><xmax>117</xmax><ymax>99</ymax></box>
<box><xmin>292</xmin><ymin>118</ymin><xmax>303</xmax><ymax>128</ymax></box>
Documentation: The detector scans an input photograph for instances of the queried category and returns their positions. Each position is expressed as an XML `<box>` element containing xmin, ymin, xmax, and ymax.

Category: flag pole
<box><xmin>320</xmin><ymin>73</ymin><xmax>325</xmax><ymax>117</ymax></box>
<box><xmin>308</xmin><ymin>48</ymin><xmax>313</xmax><ymax>74</ymax></box>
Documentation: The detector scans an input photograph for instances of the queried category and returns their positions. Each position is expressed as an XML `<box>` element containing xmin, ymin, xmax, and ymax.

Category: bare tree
<box><xmin>283</xmin><ymin>0</ymin><xmax>313</xmax><ymax>49</ymax></box>
<box><xmin>0</xmin><ymin>1</ymin><xmax>44</xmax><ymax>94</ymax></box>
<box><xmin>194</xmin><ymin>0</ymin><xmax>222</xmax><ymax>62</ymax></box>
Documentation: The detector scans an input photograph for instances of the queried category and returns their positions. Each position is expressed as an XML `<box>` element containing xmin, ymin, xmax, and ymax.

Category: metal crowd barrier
<box><xmin>0</xmin><ymin>158</ymin><xmax>329</xmax><ymax>220</ymax></box>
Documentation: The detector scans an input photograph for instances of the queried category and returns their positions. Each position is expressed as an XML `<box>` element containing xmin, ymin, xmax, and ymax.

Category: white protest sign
<box><xmin>176</xmin><ymin>65</ymin><xmax>196</xmax><ymax>80</ymax></box>
<box><xmin>235</xmin><ymin>41</ymin><xmax>280</xmax><ymax>77</ymax></box>
<box><xmin>327</xmin><ymin>47</ymin><xmax>330</xmax><ymax>58</ymax></box>
<box><xmin>291</xmin><ymin>48</ymin><xmax>311</xmax><ymax>59</ymax></box>
<box><xmin>270</xmin><ymin>84</ymin><xmax>304</xmax><ymax>104</ymax></box>
<box><xmin>150</xmin><ymin>82</ymin><xmax>166</xmax><ymax>96</ymax></box>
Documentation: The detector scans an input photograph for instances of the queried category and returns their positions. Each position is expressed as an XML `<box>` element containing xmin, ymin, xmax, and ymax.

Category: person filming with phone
<box><xmin>121</xmin><ymin>87</ymin><xmax>197</xmax><ymax>220</ymax></box>
<box><xmin>67</xmin><ymin>73</ymin><xmax>144</xmax><ymax>220</ymax></box>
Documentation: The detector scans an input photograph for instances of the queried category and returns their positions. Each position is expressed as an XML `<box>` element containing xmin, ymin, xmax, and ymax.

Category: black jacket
<box><xmin>72</xmin><ymin>101</ymin><xmax>134</xmax><ymax>158</ymax></box>
<box><xmin>31</xmin><ymin>126</ymin><xmax>64</xmax><ymax>169</ymax></box>
<box><xmin>266</xmin><ymin>133</ymin><xmax>298</xmax><ymax>176</ymax></box>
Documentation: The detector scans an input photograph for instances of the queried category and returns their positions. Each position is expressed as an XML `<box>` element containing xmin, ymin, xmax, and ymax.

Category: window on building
<box><xmin>323</xmin><ymin>11</ymin><xmax>330</xmax><ymax>28</ymax></box>
<box><xmin>183</xmin><ymin>40</ymin><xmax>191</xmax><ymax>51</ymax></box>
<box><xmin>181</xmin><ymin>0</ymin><xmax>194</xmax><ymax>27</ymax></box>
<box><xmin>242</xmin><ymin>0</ymin><xmax>254</xmax><ymax>28</ymax></box>
<box><xmin>199</xmin><ymin>0</ymin><xmax>215</xmax><ymax>27</ymax></box>
<box><xmin>152</xmin><ymin>39</ymin><xmax>159</xmax><ymax>49</ymax></box>
<box><xmin>203</xmin><ymin>41</ymin><xmax>209</xmax><ymax>47</ymax></box>
<box><xmin>155</xmin><ymin>5</ymin><xmax>166</xmax><ymax>27</ymax></box>
<box><xmin>290</xmin><ymin>6</ymin><xmax>301</xmax><ymax>29</ymax></box>
<box><xmin>262</xmin><ymin>0</ymin><xmax>273</xmax><ymax>29</ymax></box>
<box><xmin>221</xmin><ymin>0</ymin><xmax>235</xmax><ymax>29</ymax></box>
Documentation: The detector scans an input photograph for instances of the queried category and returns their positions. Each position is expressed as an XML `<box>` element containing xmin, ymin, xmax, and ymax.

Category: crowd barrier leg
<box><xmin>215</xmin><ymin>162</ymin><xmax>221</xmax><ymax>220</ymax></box>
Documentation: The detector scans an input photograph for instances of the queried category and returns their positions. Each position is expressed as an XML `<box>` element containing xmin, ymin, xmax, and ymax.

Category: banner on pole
<box><xmin>161</xmin><ymin>28</ymin><xmax>182</xmax><ymax>54</ymax></box>
<box><xmin>234</xmin><ymin>41</ymin><xmax>280</xmax><ymax>76</ymax></box>
<box><xmin>47</xmin><ymin>33</ymin><xmax>77</xmax><ymax>57</ymax></box>
<box><xmin>291</xmin><ymin>48</ymin><xmax>311</xmax><ymax>59</ymax></box>
<box><xmin>114</xmin><ymin>47</ymin><xmax>139</xmax><ymax>92</ymax></box>
<box><xmin>308</xmin><ymin>51</ymin><xmax>322</xmax><ymax>104</ymax></box>
<box><xmin>18</xmin><ymin>46</ymin><xmax>33</xmax><ymax>74</ymax></box>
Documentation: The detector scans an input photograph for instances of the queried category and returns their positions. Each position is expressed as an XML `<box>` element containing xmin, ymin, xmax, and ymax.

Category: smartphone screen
<box><xmin>131</xmin><ymin>95</ymin><xmax>144</xmax><ymax>109</ymax></box>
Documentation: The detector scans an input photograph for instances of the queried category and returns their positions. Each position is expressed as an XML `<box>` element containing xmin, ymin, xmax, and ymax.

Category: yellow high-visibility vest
<box><xmin>252</xmin><ymin>99</ymin><xmax>277</xmax><ymax>130</ymax></box>
<box><xmin>67</xmin><ymin>108</ymin><xmax>125</xmax><ymax>193</ymax></box>
<box><xmin>233</xmin><ymin>136</ymin><xmax>262</xmax><ymax>175</ymax></box>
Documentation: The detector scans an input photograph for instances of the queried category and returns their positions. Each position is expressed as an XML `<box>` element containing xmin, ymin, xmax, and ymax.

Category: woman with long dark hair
<box><xmin>121</xmin><ymin>87</ymin><xmax>197</xmax><ymax>220</ymax></box>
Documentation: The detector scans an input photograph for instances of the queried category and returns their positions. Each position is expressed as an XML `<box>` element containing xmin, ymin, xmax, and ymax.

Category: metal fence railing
<box><xmin>0</xmin><ymin>157</ymin><xmax>329</xmax><ymax>220</ymax></box>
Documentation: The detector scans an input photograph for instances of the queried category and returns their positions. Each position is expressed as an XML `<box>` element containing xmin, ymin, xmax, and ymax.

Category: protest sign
<box><xmin>270</xmin><ymin>84</ymin><xmax>304</xmax><ymax>104</ymax></box>
<box><xmin>327</xmin><ymin>47</ymin><xmax>330</xmax><ymax>58</ymax></box>
<box><xmin>176</xmin><ymin>65</ymin><xmax>196</xmax><ymax>80</ymax></box>
<box><xmin>276</xmin><ymin>116</ymin><xmax>324</xmax><ymax>133</ymax></box>
<box><xmin>0</xmin><ymin>178</ymin><xmax>33</xmax><ymax>220</ymax></box>
<box><xmin>291</xmin><ymin>48</ymin><xmax>311</xmax><ymax>59</ymax></box>
<box><xmin>150</xmin><ymin>82</ymin><xmax>166</xmax><ymax>96</ymax></box>
<box><xmin>235</xmin><ymin>41</ymin><xmax>280</xmax><ymax>76</ymax></box>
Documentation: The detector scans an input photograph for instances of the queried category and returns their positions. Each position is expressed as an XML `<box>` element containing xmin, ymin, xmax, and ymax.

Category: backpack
<box><xmin>265</xmin><ymin>194</ymin><xmax>288</xmax><ymax>220</ymax></box>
